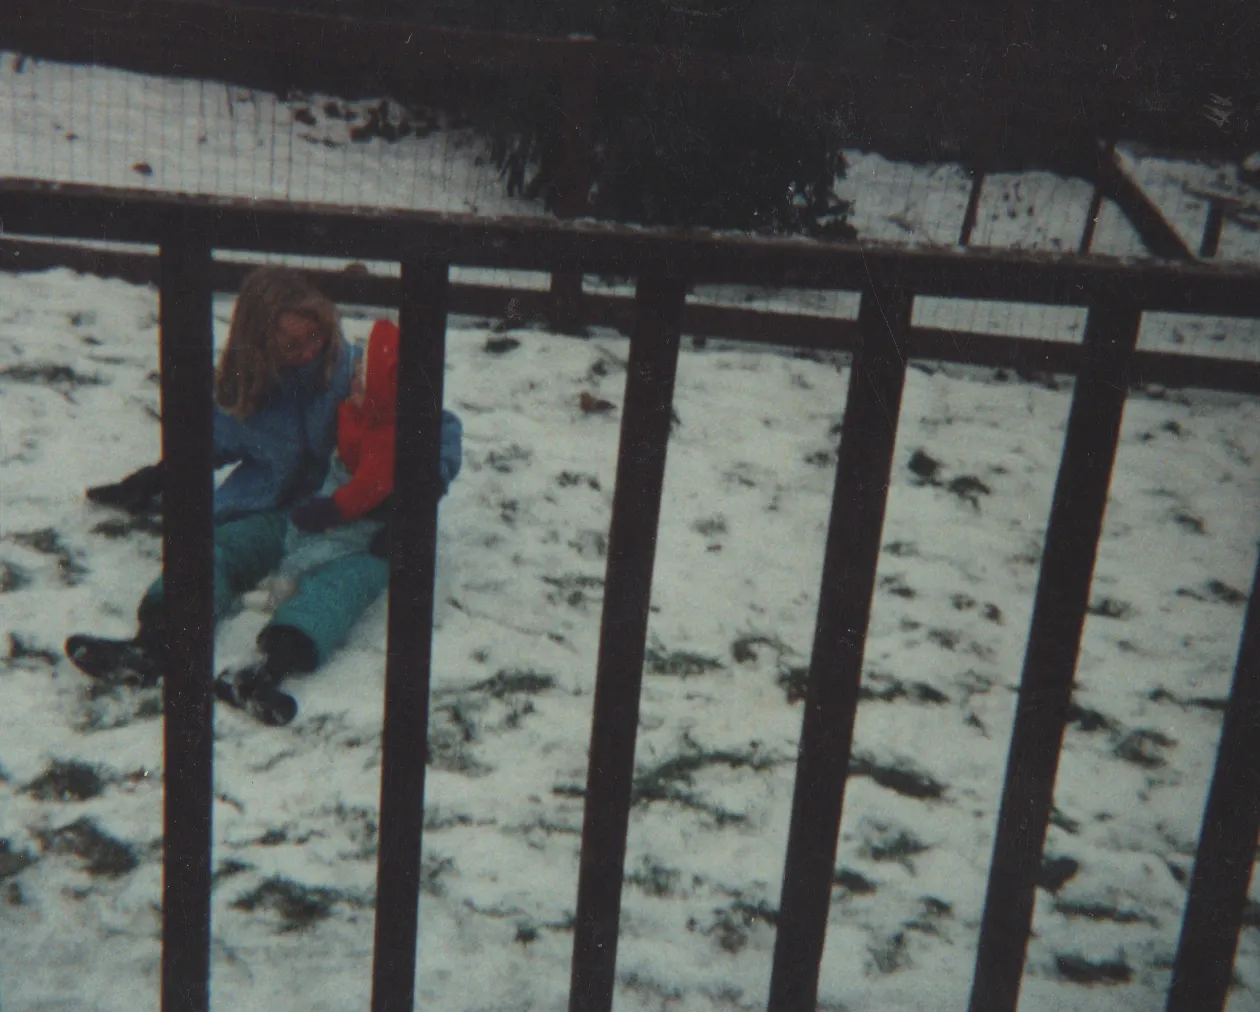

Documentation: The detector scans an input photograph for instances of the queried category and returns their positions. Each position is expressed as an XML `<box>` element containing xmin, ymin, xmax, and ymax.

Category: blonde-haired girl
<box><xmin>68</xmin><ymin>266</ymin><xmax>360</xmax><ymax>688</ymax></box>
<box><xmin>215</xmin><ymin>264</ymin><xmax>344</xmax><ymax>420</ymax></box>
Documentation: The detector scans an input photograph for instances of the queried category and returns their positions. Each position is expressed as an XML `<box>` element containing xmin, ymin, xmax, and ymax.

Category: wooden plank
<box><xmin>1102</xmin><ymin>148</ymin><xmax>1196</xmax><ymax>261</ymax></box>
<box><xmin>0</xmin><ymin>237</ymin><xmax>158</xmax><ymax>282</ymax></box>
<box><xmin>968</xmin><ymin>297</ymin><xmax>1143</xmax><ymax>1012</ymax></box>
<box><xmin>370</xmin><ymin>261</ymin><xmax>450</xmax><ymax>1012</ymax></box>
<box><xmin>569</xmin><ymin>277</ymin><xmax>686</xmax><ymax>1012</ymax></box>
<box><xmin>3</xmin><ymin>180</ymin><xmax>1260</xmax><ymax>314</ymax></box>
<box><xmin>1166</xmin><ymin>554</ymin><xmax>1260</xmax><ymax>1012</ymax></box>
<box><xmin>157</xmin><ymin>223</ymin><xmax>215</xmax><ymax>1012</ymax></box>
<box><xmin>767</xmin><ymin>287</ymin><xmax>912</xmax><ymax>1012</ymax></box>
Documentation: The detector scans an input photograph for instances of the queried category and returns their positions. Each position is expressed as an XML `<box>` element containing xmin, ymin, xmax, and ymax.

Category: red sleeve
<box><xmin>331</xmin><ymin>427</ymin><xmax>396</xmax><ymax>520</ymax></box>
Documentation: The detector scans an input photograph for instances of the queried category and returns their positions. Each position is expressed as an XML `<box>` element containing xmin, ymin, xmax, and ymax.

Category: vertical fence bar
<box><xmin>158</xmin><ymin>221</ymin><xmax>215</xmax><ymax>1012</ymax></box>
<box><xmin>1166</xmin><ymin>554</ymin><xmax>1260</xmax><ymax>1012</ymax></box>
<box><xmin>959</xmin><ymin>171</ymin><xmax>986</xmax><ymax>247</ymax></box>
<box><xmin>568</xmin><ymin>276</ymin><xmax>686</xmax><ymax>1012</ymax></box>
<box><xmin>1079</xmin><ymin>183</ymin><xmax>1105</xmax><ymax>255</ymax></box>
<box><xmin>370</xmin><ymin>260</ymin><xmax>450</xmax><ymax>1012</ymax></box>
<box><xmin>1079</xmin><ymin>140</ymin><xmax>1117</xmax><ymax>256</ymax></box>
<box><xmin>1199</xmin><ymin>200</ymin><xmax>1225</xmax><ymax>259</ymax></box>
<box><xmin>968</xmin><ymin>296</ymin><xmax>1142</xmax><ymax>1012</ymax></box>
<box><xmin>766</xmin><ymin>287</ymin><xmax>912</xmax><ymax>1012</ymax></box>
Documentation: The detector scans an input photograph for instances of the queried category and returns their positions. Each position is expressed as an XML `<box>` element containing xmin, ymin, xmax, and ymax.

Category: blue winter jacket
<box><xmin>212</xmin><ymin>340</ymin><xmax>360</xmax><ymax>522</ymax></box>
<box><xmin>434</xmin><ymin>409</ymin><xmax>464</xmax><ymax>496</ymax></box>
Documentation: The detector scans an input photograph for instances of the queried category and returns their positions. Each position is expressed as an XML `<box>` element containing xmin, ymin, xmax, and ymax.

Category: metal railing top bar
<box><xmin>5</xmin><ymin>180</ymin><xmax>1260</xmax><ymax>315</ymax></box>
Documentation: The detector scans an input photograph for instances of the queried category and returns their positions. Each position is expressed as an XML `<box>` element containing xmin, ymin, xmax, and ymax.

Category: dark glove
<box><xmin>291</xmin><ymin>497</ymin><xmax>343</xmax><ymax>533</ymax></box>
<box><xmin>368</xmin><ymin>524</ymin><xmax>390</xmax><ymax>559</ymax></box>
<box><xmin>86</xmin><ymin>462</ymin><xmax>164</xmax><ymax>515</ymax></box>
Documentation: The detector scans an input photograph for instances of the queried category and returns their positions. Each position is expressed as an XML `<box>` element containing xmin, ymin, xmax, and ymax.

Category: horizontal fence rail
<box><xmin>1</xmin><ymin>180</ymin><xmax>1258</xmax><ymax>1012</ymax></box>
<box><xmin>4</xmin><ymin>235</ymin><xmax>1260</xmax><ymax>396</ymax></box>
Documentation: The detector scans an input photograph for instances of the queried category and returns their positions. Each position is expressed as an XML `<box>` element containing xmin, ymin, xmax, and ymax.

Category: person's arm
<box><xmin>313</xmin><ymin>410</ymin><xmax>460</xmax><ymax>525</ymax></box>
<box><xmin>438</xmin><ymin>410</ymin><xmax>463</xmax><ymax>495</ymax></box>
<box><xmin>292</xmin><ymin>425</ymin><xmax>396</xmax><ymax>533</ymax></box>
<box><xmin>212</xmin><ymin>404</ymin><xmax>249</xmax><ymax>469</ymax></box>
<box><xmin>87</xmin><ymin>394</ymin><xmax>253</xmax><ymax>513</ymax></box>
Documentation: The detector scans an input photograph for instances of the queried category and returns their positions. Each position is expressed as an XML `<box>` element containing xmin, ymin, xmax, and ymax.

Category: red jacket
<box><xmin>331</xmin><ymin>319</ymin><xmax>398</xmax><ymax>520</ymax></box>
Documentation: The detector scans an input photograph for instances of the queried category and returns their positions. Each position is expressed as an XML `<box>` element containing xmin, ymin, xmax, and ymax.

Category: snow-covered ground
<box><xmin>1</xmin><ymin>49</ymin><xmax>1259</xmax><ymax>1012</ymax></box>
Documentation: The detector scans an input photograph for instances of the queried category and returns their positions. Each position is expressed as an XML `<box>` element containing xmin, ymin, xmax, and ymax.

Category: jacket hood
<box><xmin>361</xmin><ymin>319</ymin><xmax>399</xmax><ymax>426</ymax></box>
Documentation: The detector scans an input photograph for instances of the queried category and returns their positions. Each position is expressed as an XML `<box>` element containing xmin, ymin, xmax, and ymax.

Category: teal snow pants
<box><xmin>140</xmin><ymin>510</ymin><xmax>390</xmax><ymax>667</ymax></box>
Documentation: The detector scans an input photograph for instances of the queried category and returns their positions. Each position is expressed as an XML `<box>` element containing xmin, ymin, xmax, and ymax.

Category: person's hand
<box><xmin>291</xmin><ymin>497</ymin><xmax>343</xmax><ymax>533</ymax></box>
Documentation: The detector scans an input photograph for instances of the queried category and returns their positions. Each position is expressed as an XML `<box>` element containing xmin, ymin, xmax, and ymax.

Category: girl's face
<box><xmin>274</xmin><ymin>312</ymin><xmax>328</xmax><ymax>368</ymax></box>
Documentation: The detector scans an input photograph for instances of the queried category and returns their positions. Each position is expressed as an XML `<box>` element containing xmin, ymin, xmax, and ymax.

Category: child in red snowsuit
<box><xmin>216</xmin><ymin>318</ymin><xmax>462</xmax><ymax>725</ymax></box>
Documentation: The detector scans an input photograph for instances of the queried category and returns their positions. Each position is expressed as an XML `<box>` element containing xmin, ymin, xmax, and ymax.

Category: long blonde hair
<box><xmin>215</xmin><ymin>267</ymin><xmax>342</xmax><ymax>419</ymax></box>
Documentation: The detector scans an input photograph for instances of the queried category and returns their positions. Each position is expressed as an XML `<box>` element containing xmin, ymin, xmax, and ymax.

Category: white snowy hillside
<box><xmin>1</xmin><ymin>46</ymin><xmax>1260</xmax><ymax>1012</ymax></box>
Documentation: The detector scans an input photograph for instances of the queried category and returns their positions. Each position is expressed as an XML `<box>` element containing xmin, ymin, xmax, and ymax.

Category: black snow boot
<box><xmin>65</xmin><ymin>634</ymin><xmax>164</xmax><ymax>687</ymax></box>
<box><xmin>86</xmin><ymin>461</ymin><xmax>164</xmax><ymax>515</ymax></box>
<box><xmin>214</xmin><ymin>625</ymin><xmax>316</xmax><ymax>727</ymax></box>
<box><xmin>66</xmin><ymin>598</ymin><xmax>167</xmax><ymax>687</ymax></box>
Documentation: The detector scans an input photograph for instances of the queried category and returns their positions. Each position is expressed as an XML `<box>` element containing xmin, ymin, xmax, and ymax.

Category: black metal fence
<box><xmin>1</xmin><ymin>176</ymin><xmax>1258</xmax><ymax>1012</ymax></box>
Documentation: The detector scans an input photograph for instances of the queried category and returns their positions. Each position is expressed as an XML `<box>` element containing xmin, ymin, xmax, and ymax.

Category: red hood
<box><xmin>361</xmin><ymin>319</ymin><xmax>399</xmax><ymax>426</ymax></box>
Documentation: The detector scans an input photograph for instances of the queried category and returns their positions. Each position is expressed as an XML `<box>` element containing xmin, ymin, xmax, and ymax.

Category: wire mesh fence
<box><xmin>0</xmin><ymin>51</ymin><xmax>537</xmax><ymax>216</ymax></box>
<box><xmin>5</xmin><ymin>39</ymin><xmax>1260</xmax><ymax>347</ymax></box>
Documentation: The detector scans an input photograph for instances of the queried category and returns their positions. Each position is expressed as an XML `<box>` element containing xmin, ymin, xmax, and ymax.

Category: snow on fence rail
<box><xmin>1</xmin><ymin>177</ymin><xmax>1258</xmax><ymax>1012</ymax></box>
